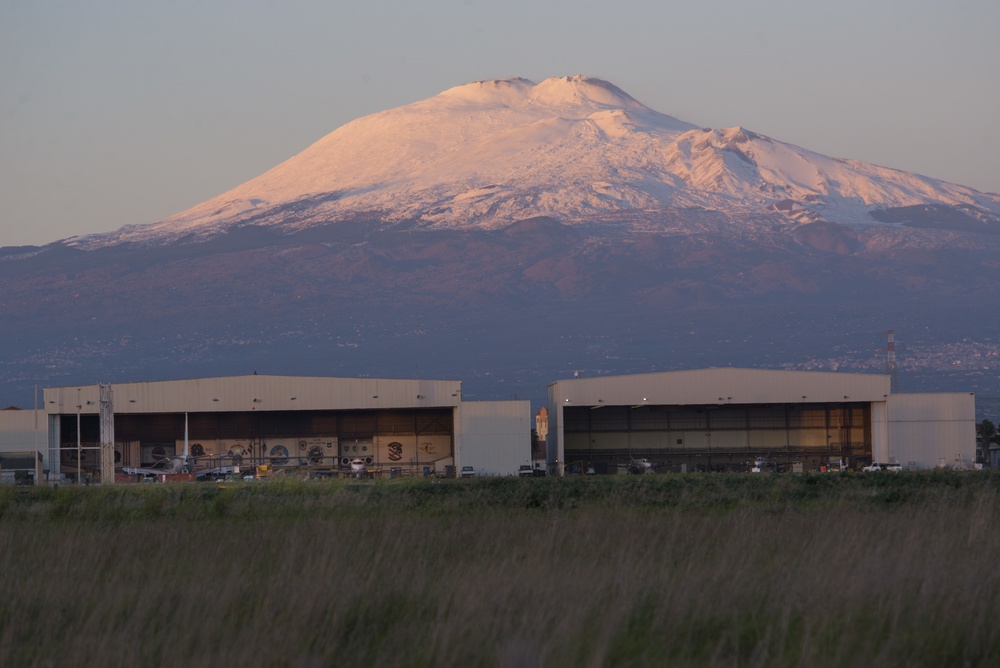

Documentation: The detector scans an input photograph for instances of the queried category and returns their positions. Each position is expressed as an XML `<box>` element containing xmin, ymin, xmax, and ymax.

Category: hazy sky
<box><xmin>2</xmin><ymin>0</ymin><xmax>998</xmax><ymax>247</ymax></box>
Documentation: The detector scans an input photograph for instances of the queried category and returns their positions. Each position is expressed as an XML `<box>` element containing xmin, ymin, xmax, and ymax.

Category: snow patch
<box><xmin>592</xmin><ymin>182</ymin><xmax>623</xmax><ymax>200</ymax></box>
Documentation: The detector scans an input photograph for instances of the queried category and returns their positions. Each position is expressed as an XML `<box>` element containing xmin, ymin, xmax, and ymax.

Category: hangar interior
<box><xmin>562</xmin><ymin>402</ymin><xmax>871</xmax><ymax>473</ymax></box>
<box><xmin>58</xmin><ymin>407</ymin><xmax>456</xmax><ymax>480</ymax></box>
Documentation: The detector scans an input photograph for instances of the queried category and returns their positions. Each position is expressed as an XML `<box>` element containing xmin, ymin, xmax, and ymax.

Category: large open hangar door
<box><xmin>60</xmin><ymin>407</ymin><xmax>455</xmax><ymax>477</ymax></box>
<box><xmin>562</xmin><ymin>402</ymin><xmax>871</xmax><ymax>473</ymax></box>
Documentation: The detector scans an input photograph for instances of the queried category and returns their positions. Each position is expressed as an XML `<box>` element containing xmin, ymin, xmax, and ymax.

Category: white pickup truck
<box><xmin>863</xmin><ymin>463</ymin><xmax>903</xmax><ymax>472</ymax></box>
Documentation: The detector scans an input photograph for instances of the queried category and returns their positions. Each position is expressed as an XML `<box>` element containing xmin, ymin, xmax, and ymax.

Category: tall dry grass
<box><xmin>1</xmin><ymin>473</ymin><xmax>998</xmax><ymax>667</ymax></box>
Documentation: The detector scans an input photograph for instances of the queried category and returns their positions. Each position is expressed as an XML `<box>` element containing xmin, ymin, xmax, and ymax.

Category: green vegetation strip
<box><xmin>3</xmin><ymin>471</ymin><xmax>998</xmax><ymax>522</ymax></box>
<box><xmin>2</xmin><ymin>473</ymin><xmax>999</xmax><ymax>667</ymax></box>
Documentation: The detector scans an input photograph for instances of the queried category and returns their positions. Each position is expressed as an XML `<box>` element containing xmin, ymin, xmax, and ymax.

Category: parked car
<box><xmin>862</xmin><ymin>462</ymin><xmax>903</xmax><ymax>472</ymax></box>
<box><xmin>518</xmin><ymin>464</ymin><xmax>534</xmax><ymax>477</ymax></box>
<box><xmin>460</xmin><ymin>465</ymin><xmax>476</xmax><ymax>478</ymax></box>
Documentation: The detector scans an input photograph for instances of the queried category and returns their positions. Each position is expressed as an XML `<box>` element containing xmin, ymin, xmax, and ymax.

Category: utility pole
<box><xmin>76</xmin><ymin>388</ymin><xmax>82</xmax><ymax>485</ymax></box>
<box><xmin>99</xmin><ymin>384</ymin><xmax>115</xmax><ymax>484</ymax></box>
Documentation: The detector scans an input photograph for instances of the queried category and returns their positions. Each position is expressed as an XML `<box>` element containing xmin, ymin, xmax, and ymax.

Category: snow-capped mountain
<box><xmin>3</xmin><ymin>75</ymin><xmax>999</xmax><ymax>411</ymax></box>
<box><xmin>72</xmin><ymin>75</ymin><xmax>1000</xmax><ymax>248</ymax></box>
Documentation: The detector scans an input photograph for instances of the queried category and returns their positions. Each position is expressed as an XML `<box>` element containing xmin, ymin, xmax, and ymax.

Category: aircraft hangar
<box><xmin>9</xmin><ymin>374</ymin><xmax>529</xmax><ymax>483</ymax></box>
<box><xmin>0</xmin><ymin>369</ymin><xmax>979</xmax><ymax>483</ymax></box>
<box><xmin>547</xmin><ymin>368</ymin><xmax>976</xmax><ymax>474</ymax></box>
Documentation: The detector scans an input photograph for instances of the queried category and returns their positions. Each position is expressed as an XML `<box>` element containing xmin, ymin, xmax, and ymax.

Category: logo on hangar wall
<box><xmin>387</xmin><ymin>442</ymin><xmax>403</xmax><ymax>461</ymax></box>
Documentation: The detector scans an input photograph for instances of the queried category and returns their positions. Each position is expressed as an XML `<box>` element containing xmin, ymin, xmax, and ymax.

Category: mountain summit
<box><xmin>74</xmin><ymin>76</ymin><xmax>1000</xmax><ymax>248</ymax></box>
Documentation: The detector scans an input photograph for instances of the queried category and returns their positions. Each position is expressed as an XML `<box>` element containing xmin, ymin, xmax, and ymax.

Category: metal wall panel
<box><xmin>456</xmin><ymin>401</ymin><xmax>531</xmax><ymax>476</ymax></box>
<box><xmin>887</xmin><ymin>393</ymin><xmax>976</xmax><ymax>423</ymax></box>
<box><xmin>886</xmin><ymin>393</ymin><xmax>976</xmax><ymax>468</ymax></box>
<box><xmin>43</xmin><ymin>375</ymin><xmax>463</xmax><ymax>416</ymax></box>
<box><xmin>549</xmin><ymin>368</ymin><xmax>890</xmax><ymax>408</ymax></box>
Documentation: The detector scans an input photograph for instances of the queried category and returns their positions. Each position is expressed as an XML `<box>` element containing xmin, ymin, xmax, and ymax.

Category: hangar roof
<box><xmin>549</xmin><ymin>368</ymin><xmax>891</xmax><ymax>407</ymax></box>
<box><xmin>43</xmin><ymin>375</ymin><xmax>464</xmax><ymax>415</ymax></box>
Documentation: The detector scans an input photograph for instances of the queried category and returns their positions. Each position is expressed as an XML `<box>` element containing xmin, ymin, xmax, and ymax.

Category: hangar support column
<box><xmin>99</xmin><ymin>384</ymin><xmax>115</xmax><ymax>484</ymax></box>
<box><xmin>871</xmin><ymin>401</ymin><xmax>889</xmax><ymax>464</ymax></box>
<box><xmin>546</xmin><ymin>383</ymin><xmax>565</xmax><ymax>476</ymax></box>
<box><xmin>47</xmin><ymin>414</ymin><xmax>61</xmax><ymax>483</ymax></box>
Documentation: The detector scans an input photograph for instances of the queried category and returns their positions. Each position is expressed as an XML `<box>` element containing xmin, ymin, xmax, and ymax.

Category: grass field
<box><xmin>1</xmin><ymin>473</ymin><xmax>998</xmax><ymax>667</ymax></box>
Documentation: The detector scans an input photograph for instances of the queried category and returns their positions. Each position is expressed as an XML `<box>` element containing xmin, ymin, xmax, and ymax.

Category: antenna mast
<box><xmin>884</xmin><ymin>330</ymin><xmax>899</xmax><ymax>393</ymax></box>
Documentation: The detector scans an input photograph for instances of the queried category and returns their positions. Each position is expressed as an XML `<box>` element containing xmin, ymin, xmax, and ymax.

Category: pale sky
<box><xmin>2</xmin><ymin>0</ymin><xmax>998</xmax><ymax>247</ymax></box>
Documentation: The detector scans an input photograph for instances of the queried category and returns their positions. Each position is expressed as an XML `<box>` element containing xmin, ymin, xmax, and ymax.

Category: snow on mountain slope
<box><xmin>74</xmin><ymin>76</ymin><xmax>1000</xmax><ymax>248</ymax></box>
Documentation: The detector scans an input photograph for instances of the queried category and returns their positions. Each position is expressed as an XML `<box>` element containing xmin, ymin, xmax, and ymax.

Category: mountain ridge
<box><xmin>62</xmin><ymin>75</ymin><xmax>1000</xmax><ymax>250</ymax></box>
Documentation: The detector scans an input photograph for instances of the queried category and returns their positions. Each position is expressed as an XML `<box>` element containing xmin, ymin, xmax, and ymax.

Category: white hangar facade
<box><xmin>547</xmin><ymin>368</ymin><xmax>975</xmax><ymax>474</ymax></box>
<box><xmin>0</xmin><ymin>375</ymin><xmax>530</xmax><ymax>484</ymax></box>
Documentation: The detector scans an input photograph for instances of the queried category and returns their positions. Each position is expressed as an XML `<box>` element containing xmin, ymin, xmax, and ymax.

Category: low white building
<box><xmin>547</xmin><ymin>368</ymin><xmax>975</xmax><ymax>473</ymax></box>
<box><xmin>0</xmin><ymin>408</ymin><xmax>46</xmax><ymax>484</ymax></box>
<box><xmin>457</xmin><ymin>400</ymin><xmax>532</xmax><ymax>476</ymax></box>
